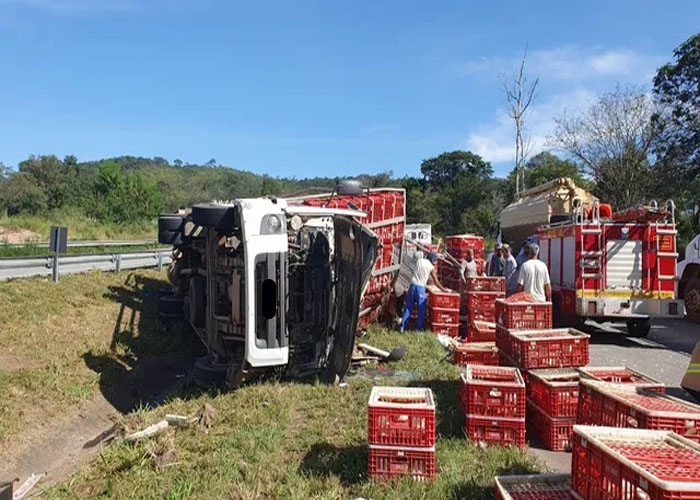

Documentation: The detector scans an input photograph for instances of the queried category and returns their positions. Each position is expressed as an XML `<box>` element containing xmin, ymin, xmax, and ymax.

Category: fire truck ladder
<box><xmin>578</xmin><ymin>201</ymin><xmax>603</xmax><ymax>298</ymax></box>
<box><xmin>652</xmin><ymin>199</ymin><xmax>678</xmax><ymax>297</ymax></box>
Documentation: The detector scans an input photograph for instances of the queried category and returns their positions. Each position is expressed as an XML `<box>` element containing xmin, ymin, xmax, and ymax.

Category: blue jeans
<box><xmin>400</xmin><ymin>284</ymin><xmax>428</xmax><ymax>331</ymax></box>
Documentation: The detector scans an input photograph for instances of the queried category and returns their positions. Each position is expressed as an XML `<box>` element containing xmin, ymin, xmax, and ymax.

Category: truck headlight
<box><xmin>261</xmin><ymin>214</ymin><xmax>284</xmax><ymax>234</ymax></box>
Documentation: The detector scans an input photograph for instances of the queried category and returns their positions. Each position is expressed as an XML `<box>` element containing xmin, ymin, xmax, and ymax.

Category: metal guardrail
<box><xmin>0</xmin><ymin>250</ymin><xmax>173</xmax><ymax>281</ymax></box>
<box><xmin>2</xmin><ymin>240</ymin><xmax>156</xmax><ymax>248</ymax></box>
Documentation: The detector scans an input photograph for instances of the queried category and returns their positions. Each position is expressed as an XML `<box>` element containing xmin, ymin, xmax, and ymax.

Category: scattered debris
<box><xmin>165</xmin><ymin>414</ymin><xmax>196</xmax><ymax>427</ymax></box>
<box><xmin>197</xmin><ymin>404</ymin><xmax>217</xmax><ymax>433</ymax></box>
<box><xmin>1</xmin><ymin>479</ymin><xmax>16</xmax><ymax>500</ymax></box>
<box><xmin>12</xmin><ymin>473</ymin><xmax>44</xmax><ymax>500</ymax></box>
<box><xmin>356</xmin><ymin>343</ymin><xmax>407</xmax><ymax>362</ymax></box>
<box><xmin>338</xmin><ymin>382</ymin><xmax>348</xmax><ymax>388</ymax></box>
<box><xmin>124</xmin><ymin>420</ymin><xmax>169</xmax><ymax>442</ymax></box>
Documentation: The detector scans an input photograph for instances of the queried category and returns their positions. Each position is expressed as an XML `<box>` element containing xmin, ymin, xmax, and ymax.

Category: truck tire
<box><xmin>193</xmin><ymin>355</ymin><xmax>227</xmax><ymax>388</ymax></box>
<box><xmin>158</xmin><ymin>294</ymin><xmax>183</xmax><ymax>316</ymax></box>
<box><xmin>626</xmin><ymin>318</ymin><xmax>652</xmax><ymax>338</ymax></box>
<box><xmin>158</xmin><ymin>215</ymin><xmax>185</xmax><ymax>245</ymax></box>
<box><xmin>191</xmin><ymin>203</ymin><xmax>237</xmax><ymax>233</ymax></box>
<box><xmin>188</xmin><ymin>276</ymin><xmax>205</xmax><ymax>328</ymax></box>
<box><xmin>684</xmin><ymin>278</ymin><xmax>700</xmax><ymax>323</ymax></box>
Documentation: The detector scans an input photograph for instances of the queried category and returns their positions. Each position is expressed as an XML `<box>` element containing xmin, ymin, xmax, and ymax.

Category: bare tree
<box><xmin>548</xmin><ymin>85</ymin><xmax>658</xmax><ymax>209</ymax></box>
<box><xmin>503</xmin><ymin>48</ymin><xmax>539</xmax><ymax>196</ymax></box>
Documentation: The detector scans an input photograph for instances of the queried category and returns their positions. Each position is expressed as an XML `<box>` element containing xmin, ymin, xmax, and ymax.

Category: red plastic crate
<box><xmin>465</xmin><ymin>414</ymin><xmax>526</xmax><ymax>448</ymax></box>
<box><xmin>460</xmin><ymin>365</ymin><xmax>526</xmax><ymax>418</ymax></box>
<box><xmin>495</xmin><ymin>297</ymin><xmax>553</xmax><ymax>330</ymax></box>
<box><xmin>529</xmin><ymin>368</ymin><xmax>580</xmax><ymax>418</ymax></box>
<box><xmin>466</xmin><ymin>291</ymin><xmax>504</xmax><ymax>311</ymax></box>
<box><xmin>468</xmin><ymin>308</ymin><xmax>496</xmax><ymax>324</ymax></box>
<box><xmin>572</xmin><ymin>426</ymin><xmax>700</xmax><ymax>500</ymax></box>
<box><xmin>465</xmin><ymin>276</ymin><xmax>506</xmax><ymax>293</ymax></box>
<box><xmin>368</xmin><ymin>195</ymin><xmax>386</xmax><ymax>223</ymax></box>
<box><xmin>577</xmin><ymin>381</ymin><xmax>700</xmax><ymax>442</ymax></box>
<box><xmin>453</xmin><ymin>342</ymin><xmax>499</xmax><ymax>366</ymax></box>
<box><xmin>428</xmin><ymin>306</ymin><xmax>459</xmax><ymax>325</ymax></box>
<box><xmin>527</xmin><ymin>400</ymin><xmax>575</xmax><ymax>451</ymax></box>
<box><xmin>427</xmin><ymin>289</ymin><xmax>460</xmax><ymax>309</ymax></box>
<box><xmin>578</xmin><ymin>366</ymin><xmax>665</xmax><ymax>393</ymax></box>
<box><xmin>495</xmin><ymin>474</ymin><xmax>573</xmax><ymax>500</ymax></box>
<box><xmin>495</xmin><ymin>325</ymin><xmax>514</xmax><ymax>356</ymax></box>
<box><xmin>509</xmin><ymin>329</ymin><xmax>590</xmax><ymax>369</ymax></box>
<box><xmin>431</xmin><ymin>322</ymin><xmax>459</xmax><ymax>338</ymax></box>
<box><xmin>367</xmin><ymin>387</ymin><xmax>436</xmax><ymax>447</ymax></box>
<box><xmin>445</xmin><ymin>234</ymin><xmax>484</xmax><ymax>250</ymax></box>
<box><xmin>368</xmin><ymin>445</ymin><xmax>436</xmax><ymax>481</ymax></box>
<box><xmin>469</xmin><ymin>320</ymin><xmax>497</xmax><ymax>342</ymax></box>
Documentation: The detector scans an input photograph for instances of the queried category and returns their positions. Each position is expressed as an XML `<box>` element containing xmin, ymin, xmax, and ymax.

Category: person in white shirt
<box><xmin>400</xmin><ymin>252</ymin><xmax>448</xmax><ymax>332</ymax></box>
<box><xmin>516</xmin><ymin>243</ymin><xmax>551</xmax><ymax>302</ymax></box>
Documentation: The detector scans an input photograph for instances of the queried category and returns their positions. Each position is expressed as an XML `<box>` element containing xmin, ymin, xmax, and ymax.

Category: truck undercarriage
<box><xmin>158</xmin><ymin>198</ymin><xmax>378</xmax><ymax>387</ymax></box>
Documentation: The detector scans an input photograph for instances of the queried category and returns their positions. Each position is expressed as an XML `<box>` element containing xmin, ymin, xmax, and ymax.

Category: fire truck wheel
<box><xmin>191</xmin><ymin>203</ymin><xmax>237</xmax><ymax>233</ymax></box>
<box><xmin>626</xmin><ymin>318</ymin><xmax>652</xmax><ymax>338</ymax></box>
<box><xmin>684</xmin><ymin>278</ymin><xmax>700</xmax><ymax>323</ymax></box>
<box><xmin>193</xmin><ymin>355</ymin><xmax>226</xmax><ymax>388</ymax></box>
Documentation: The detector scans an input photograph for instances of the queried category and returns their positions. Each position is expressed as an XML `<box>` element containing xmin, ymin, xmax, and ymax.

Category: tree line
<box><xmin>0</xmin><ymin>32</ymin><xmax>698</xmax><ymax>251</ymax></box>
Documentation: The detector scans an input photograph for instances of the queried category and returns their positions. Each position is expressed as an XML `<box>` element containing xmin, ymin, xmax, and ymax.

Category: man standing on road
<box><xmin>502</xmin><ymin>244</ymin><xmax>518</xmax><ymax>296</ymax></box>
<box><xmin>459</xmin><ymin>248</ymin><xmax>479</xmax><ymax>283</ymax></box>
<box><xmin>400</xmin><ymin>252</ymin><xmax>448</xmax><ymax>332</ymax></box>
<box><xmin>517</xmin><ymin>243</ymin><xmax>551</xmax><ymax>302</ymax></box>
<box><xmin>487</xmin><ymin>243</ymin><xmax>505</xmax><ymax>277</ymax></box>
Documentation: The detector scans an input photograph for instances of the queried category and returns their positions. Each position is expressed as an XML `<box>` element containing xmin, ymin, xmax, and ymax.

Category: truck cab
<box><xmin>158</xmin><ymin>197</ymin><xmax>378</xmax><ymax>387</ymax></box>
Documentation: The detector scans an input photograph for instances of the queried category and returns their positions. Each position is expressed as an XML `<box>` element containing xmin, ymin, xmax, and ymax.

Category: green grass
<box><xmin>0</xmin><ymin>269</ymin><xmax>187</xmax><ymax>448</ymax></box>
<box><xmin>0</xmin><ymin>208</ymin><xmax>157</xmax><ymax>241</ymax></box>
<box><xmin>45</xmin><ymin>329</ymin><xmax>543</xmax><ymax>499</ymax></box>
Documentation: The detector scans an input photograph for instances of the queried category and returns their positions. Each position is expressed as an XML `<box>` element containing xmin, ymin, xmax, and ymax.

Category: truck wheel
<box><xmin>193</xmin><ymin>355</ymin><xmax>227</xmax><ymax>388</ymax></box>
<box><xmin>684</xmin><ymin>278</ymin><xmax>700</xmax><ymax>323</ymax></box>
<box><xmin>188</xmin><ymin>276</ymin><xmax>205</xmax><ymax>328</ymax></box>
<box><xmin>191</xmin><ymin>203</ymin><xmax>237</xmax><ymax>233</ymax></box>
<box><xmin>158</xmin><ymin>294</ymin><xmax>183</xmax><ymax>316</ymax></box>
<box><xmin>158</xmin><ymin>215</ymin><xmax>185</xmax><ymax>245</ymax></box>
<box><xmin>626</xmin><ymin>318</ymin><xmax>652</xmax><ymax>338</ymax></box>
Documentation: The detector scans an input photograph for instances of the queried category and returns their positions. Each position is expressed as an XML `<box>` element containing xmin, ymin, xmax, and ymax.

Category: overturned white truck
<box><xmin>157</xmin><ymin>187</ymin><xmax>380</xmax><ymax>387</ymax></box>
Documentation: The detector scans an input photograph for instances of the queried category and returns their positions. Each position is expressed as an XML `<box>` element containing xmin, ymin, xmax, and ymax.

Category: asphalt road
<box><xmin>530</xmin><ymin>317</ymin><xmax>700</xmax><ymax>472</ymax></box>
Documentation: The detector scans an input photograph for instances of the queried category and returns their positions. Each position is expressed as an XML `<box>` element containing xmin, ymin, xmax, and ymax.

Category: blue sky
<box><xmin>0</xmin><ymin>0</ymin><xmax>698</xmax><ymax>178</ymax></box>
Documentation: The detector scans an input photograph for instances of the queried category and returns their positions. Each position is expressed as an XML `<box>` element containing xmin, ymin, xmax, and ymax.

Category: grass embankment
<box><xmin>0</xmin><ymin>270</ymin><xmax>187</xmax><ymax>449</ymax></box>
<box><xmin>48</xmin><ymin>330</ymin><xmax>542</xmax><ymax>499</ymax></box>
<box><xmin>0</xmin><ymin>209</ymin><xmax>157</xmax><ymax>241</ymax></box>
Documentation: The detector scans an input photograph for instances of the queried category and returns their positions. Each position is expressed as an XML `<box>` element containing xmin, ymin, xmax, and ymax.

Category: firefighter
<box><xmin>400</xmin><ymin>252</ymin><xmax>448</xmax><ymax>332</ymax></box>
<box><xmin>517</xmin><ymin>243</ymin><xmax>551</xmax><ymax>302</ymax></box>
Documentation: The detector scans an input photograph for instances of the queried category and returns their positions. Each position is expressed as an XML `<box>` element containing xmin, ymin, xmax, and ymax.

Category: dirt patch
<box><xmin>0</xmin><ymin>353</ymin><xmax>44</xmax><ymax>373</ymax></box>
<box><xmin>0</xmin><ymin>227</ymin><xmax>41</xmax><ymax>244</ymax></box>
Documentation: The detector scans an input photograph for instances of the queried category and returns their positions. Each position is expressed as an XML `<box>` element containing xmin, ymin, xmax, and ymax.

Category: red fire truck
<box><xmin>536</xmin><ymin>200</ymin><xmax>685</xmax><ymax>337</ymax></box>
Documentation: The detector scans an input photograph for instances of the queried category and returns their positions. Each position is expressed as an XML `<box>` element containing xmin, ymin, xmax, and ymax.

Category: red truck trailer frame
<box><xmin>536</xmin><ymin>200</ymin><xmax>684</xmax><ymax>337</ymax></box>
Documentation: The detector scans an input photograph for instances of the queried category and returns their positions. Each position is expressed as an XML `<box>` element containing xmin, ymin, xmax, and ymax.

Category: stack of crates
<box><xmin>426</xmin><ymin>287</ymin><xmax>460</xmax><ymax>337</ymax></box>
<box><xmin>577</xmin><ymin>379</ymin><xmax>700</xmax><ymax>441</ymax></box>
<box><xmin>527</xmin><ymin>368</ymin><xmax>581</xmax><ymax>451</ymax></box>
<box><xmin>459</xmin><ymin>365</ymin><xmax>526</xmax><ymax>448</ymax></box>
<box><xmin>571</xmin><ymin>426</ymin><xmax>700</xmax><ymax>499</ymax></box>
<box><xmin>367</xmin><ymin>386</ymin><xmax>436</xmax><ymax>482</ymax></box>
<box><xmin>439</xmin><ymin>234</ymin><xmax>485</xmax><ymax>290</ymax></box>
<box><xmin>464</xmin><ymin>277</ymin><xmax>505</xmax><ymax>340</ymax></box>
